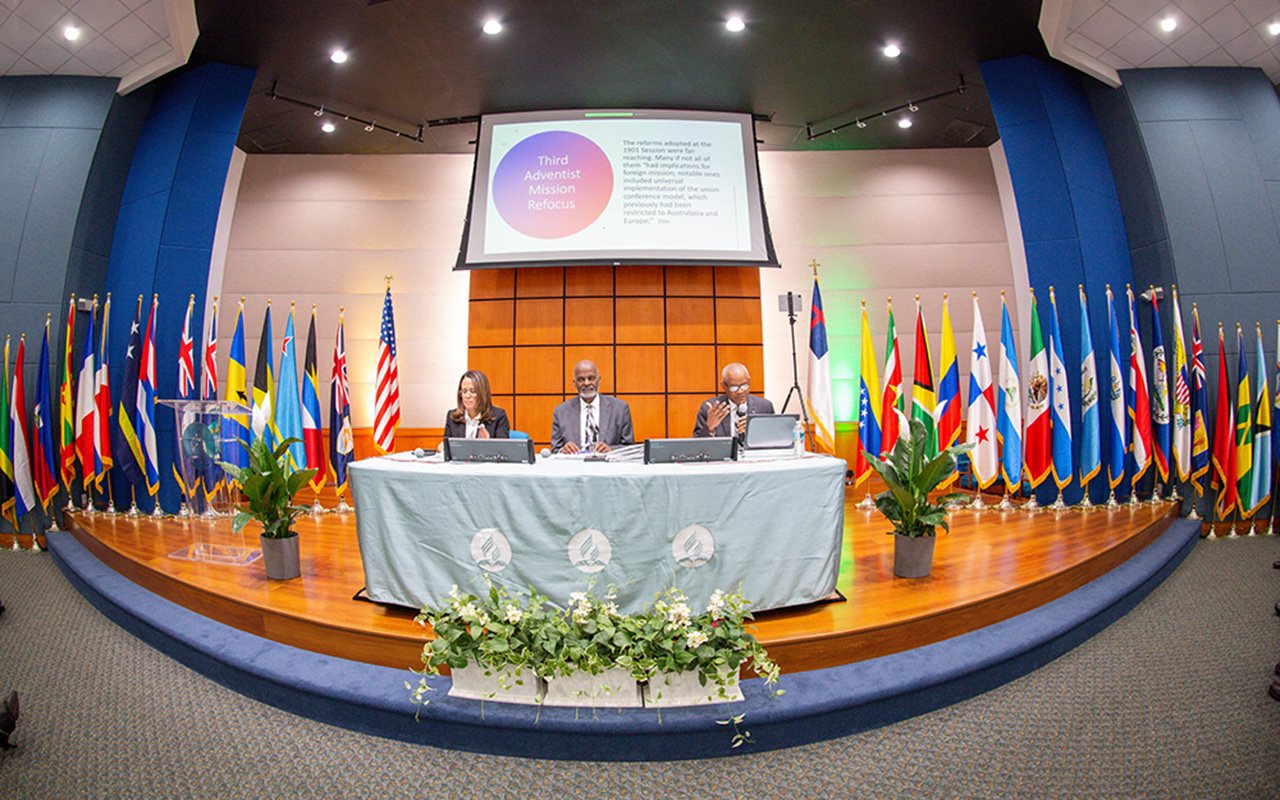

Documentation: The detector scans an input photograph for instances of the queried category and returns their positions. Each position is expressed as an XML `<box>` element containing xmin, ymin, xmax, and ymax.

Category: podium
<box><xmin>158</xmin><ymin>399</ymin><xmax>260</xmax><ymax>566</ymax></box>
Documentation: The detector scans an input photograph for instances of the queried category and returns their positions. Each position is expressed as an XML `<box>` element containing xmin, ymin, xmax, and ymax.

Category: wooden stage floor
<box><xmin>29</xmin><ymin>490</ymin><xmax>1178</xmax><ymax>675</ymax></box>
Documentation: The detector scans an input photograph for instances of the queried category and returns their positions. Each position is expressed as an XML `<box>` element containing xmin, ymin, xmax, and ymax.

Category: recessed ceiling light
<box><xmin>483</xmin><ymin>19</ymin><xmax>502</xmax><ymax>35</ymax></box>
<box><xmin>322</xmin><ymin>121</ymin><xmax>336</xmax><ymax>133</ymax></box>
<box><xmin>898</xmin><ymin>118</ymin><xmax>912</xmax><ymax>129</ymax></box>
<box><xmin>330</xmin><ymin>49</ymin><xmax>348</xmax><ymax>64</ymax></box>
<box><xmin>883</xmin><ymin>44</ymin><xmax>901</xmax><ymax>58</ymax></box>
<box><xmin>64</xmin><ymin>25</ymin><xmax>81</xmax><ymax>41</ymax></box>
<box><xmin>1159</xmin><ymin>17</ymin><xmax>1177</xmax><ymax>33</ymax></box>
<box><xmin>726</xmin><ymin>17</ymin><xmax>745</xmax><ymax>33</ymax></box>
<box><xmin>1269</xmin><ymin>22</ymin><xmax>1280</xmax><ymax>36</ymax></box>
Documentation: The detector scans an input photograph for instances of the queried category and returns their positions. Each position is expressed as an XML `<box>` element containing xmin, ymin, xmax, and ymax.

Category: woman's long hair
<box><xmin>450</xmin><ymin>369</ymin><xmax>494</xmax><ymax>424</ymax></box>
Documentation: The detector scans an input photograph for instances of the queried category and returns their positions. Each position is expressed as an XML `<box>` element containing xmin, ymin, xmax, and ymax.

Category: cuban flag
<box><xmin>1105</xmin><ymin>286</ymin><xmax>1126</xmax><ymax>490</ymax></box>
<box><xmin>996</xmin><ymin>294</ymin><xmax>1022</xmax><ymax>492</ymax></box>
<box><xmin>302</xmin><ymin>307</ymin><xmax>327</xmax><ymax>494</ymax></box>
<box><xmin>1126</xmin><ymin>285</ymin><xmax>1152</xmax><ymax>486</ymax></box>
<box><xmin>965</xmin><ymin>294</ymin><xmax>997</xmax><ymax>489</ymax></box>
<box><xmin>856</xmin><ymin>302</ymin><xmax>882</xmax><ymax>487</ymax></box>
<box><xmin>1078</xmin><ymin>286</ymin><xmax>1100</xmax><ymax>490</ymax></box>
<box><xmin>806</xmin><ymin>275</ymin><xmax>835</xmax><ymax>454</ymax></box>
<box><xmin>1048</xmin><ymin>288</ymin><xmax>1073</xmax><ymax>490</ymax></box>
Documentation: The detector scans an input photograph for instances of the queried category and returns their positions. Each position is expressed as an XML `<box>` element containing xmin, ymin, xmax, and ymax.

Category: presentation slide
<box><xmin>457</xmin><ymin>109</ymin><xmax>778</xmax><ymax>269</ymax></box>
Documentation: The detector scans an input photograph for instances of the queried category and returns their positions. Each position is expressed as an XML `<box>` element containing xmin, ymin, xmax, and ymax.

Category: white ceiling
<box><xmin>1042</xmin><ymin>0</ymin><xmax>1280</xmax><ymax>85</ymax></box>
<box><xmin>0</xmin><ymin>0</ymin><xmax>196</xmax><ymax>93</ymax></box>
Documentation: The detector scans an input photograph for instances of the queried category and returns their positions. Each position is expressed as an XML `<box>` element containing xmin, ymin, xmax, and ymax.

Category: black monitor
<box><xmin>643</xmin><ymin>437</ymin><xmax>737</xmax><ymax>465</ymax></box>
<box><xmin>442</xmin><ymin>437</ymin><xmax>536</xmax><ymax>464</ymax></box>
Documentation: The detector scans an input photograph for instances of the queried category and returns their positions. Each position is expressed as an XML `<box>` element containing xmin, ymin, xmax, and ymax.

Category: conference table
<box><xmin>349</xmin><ymin>451</ymin><xmax>846</xmax><ymax>616</ymax></box>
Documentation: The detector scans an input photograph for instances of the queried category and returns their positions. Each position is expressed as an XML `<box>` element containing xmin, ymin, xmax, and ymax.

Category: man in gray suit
<box><xmin>694</xmin><ymin>362</ymin><xmax>774</xmax><ymax>440</ymax></box>
<box><xmin>551</xmin><ymin>360</ymin><xmax>634</xmax><ymax>454</ymax></box>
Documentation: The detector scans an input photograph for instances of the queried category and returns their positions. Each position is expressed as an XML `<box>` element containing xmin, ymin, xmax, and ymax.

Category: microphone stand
<box><xmin>779</xmin><ymin>292</ymin><xmax>812</xmax><ymax>449</ymax></box>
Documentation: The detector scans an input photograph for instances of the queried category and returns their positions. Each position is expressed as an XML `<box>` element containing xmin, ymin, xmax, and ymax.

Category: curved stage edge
<box><xmin>45</xmin><ymin>510</ymin><xmax>1198</xmax><ymax>761</ymax></box>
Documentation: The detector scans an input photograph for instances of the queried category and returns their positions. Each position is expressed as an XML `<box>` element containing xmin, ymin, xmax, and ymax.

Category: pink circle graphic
<box><xmin>492</xmin><ymin>131</ymin><xmax>613</xmax><ymax>239</ymax></box>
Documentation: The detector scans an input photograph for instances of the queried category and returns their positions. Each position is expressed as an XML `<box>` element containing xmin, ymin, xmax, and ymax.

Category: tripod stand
<box><xmin>778</xmin><ymin>291</ymin><xmax>812</xmax><ymax>450</ymax></box>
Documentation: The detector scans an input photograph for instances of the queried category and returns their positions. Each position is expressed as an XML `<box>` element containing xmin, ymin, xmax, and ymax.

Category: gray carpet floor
<box><xmin>1</xmin><ymin>536</ymin><xmax>1278</xmax><ymax>799</ymax></box>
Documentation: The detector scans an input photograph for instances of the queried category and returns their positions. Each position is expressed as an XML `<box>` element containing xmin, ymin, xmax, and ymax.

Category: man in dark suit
<box><xmin>551</xmin><ymin>360</ymin><xmax>634</xmax><ymax>454</ymax></box>
<box><xmin>694</xmin><ymin>362</ymin><xmax>774</xmax><ymax>440</ymax></box>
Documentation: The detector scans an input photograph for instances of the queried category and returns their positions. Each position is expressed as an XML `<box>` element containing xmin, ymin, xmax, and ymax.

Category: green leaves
<box><xmin>223</xmin><ymin>436</ymin><xmax>318</xmax><ymax>539</ymax></box>
<box><xmin>864</xmin><ymin>417</ymin><xmax>975</xmax><ymax>538</ymax></box>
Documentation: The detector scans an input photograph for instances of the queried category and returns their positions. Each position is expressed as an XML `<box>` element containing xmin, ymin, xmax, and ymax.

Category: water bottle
<box><xmin>793</xmin><ymin>418</ymin><xmax>806</xmax><ymax>456</ymax></box>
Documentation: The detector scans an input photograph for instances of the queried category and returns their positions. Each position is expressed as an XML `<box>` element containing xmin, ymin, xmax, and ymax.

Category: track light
<box><xmin>909</xmin><ymin>102</ymin><xmax>919</xmax><ymax>112</ymax></box>
<box><xmin>364</xmin><ymin>121</ymin><xmax>375</xmax><ymax>132</ymax></box>
<box><xmin>314</xmin><ymin>106</ymin><xmax>324</xmax><ymax>117</ymax></box>
<box><xmin>855</xmin><ymin>120</ymin><xmax>866</xmax><ymax>128</ymax></box>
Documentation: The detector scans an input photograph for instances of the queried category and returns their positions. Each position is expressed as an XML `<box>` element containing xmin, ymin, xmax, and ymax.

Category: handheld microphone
<box><xmin>736</xmin><ymin>403</ymin><xmax>748</xmax><ymax>417</ymax></box>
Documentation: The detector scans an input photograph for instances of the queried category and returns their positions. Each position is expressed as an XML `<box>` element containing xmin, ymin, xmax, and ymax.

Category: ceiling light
<box><xmin>322</xmin><ymin>121</ymin><xmax>336</xmax><ymax>133</ymax></box>
<box><xmin>314</xmin><ymin>106</ymin><xmax>324</xmax><ymax>117</ymax></box>
<box><xmin>726</xmin><ymin>17</ymin><xmax>745</xmax><ymax>33</ymax></box>
<box><xmin>1159</xmin><ymin>17</ymin><xmax>1176</xmax><ymax>32</ymax></box>
<box><xmin>883</xmin><ymin>44</ymin><xmax>901</xmax><ymax>58</ymax></box>
<box><xmin>855</xmin><ymin>120</ymin><xmax>866</xmax><ymax>128</ymax></box>
<box><xmin>908</xmin><ymin>102</ymin><xmax>919</xmax><ymax>112</ymax></box>
<box><xmin>898</xmin><ymin>118</ymin><xmax>912</xmax><ymax>129</ymax></box>
<box><xmin>483</xmin><ymin>19</ymin><xmax>502</xmax><ymax>35</ymax></box>
<box><xmin>63</xmin><ymin>25</ymin><xmax>81</xmax><ymax>41</ymax></box>
<box><xmin>330</xmin><ymin>49</ymin><xmax>348</xmax><ymax>64</ymax></box>
<box><xmin>364</xmin><ymin>122</ymin><xmax>375</xmax><ymax>132</ymax></box>
<box><xmin>1269</xmin><ymin>22</ymin><xmax>1280</xmax><ymax>36</ymax></box>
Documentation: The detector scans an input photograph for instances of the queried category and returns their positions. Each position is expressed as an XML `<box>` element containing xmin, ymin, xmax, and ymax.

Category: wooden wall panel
<box><xmin>565</xmin><ymin>266</ymin><xmax>614</xmax><ymax>296</ymax></box>
<box><xmin>667</xmin><ymin>345</ymin><xmax>717</xmax><ymax>393</ymax></box>
<box><xmin>468</xmin><ymin>300</ymin><xmax>513</xmax><ymax>346</ymax></box>
<box><xmin>715</xmin><ymin>297</ymin><xmax>764</xmax><ymax>343</ymax></box>
<box><xmin>620</xmin><ymin>394</ymin><xmax>666</xmax><ymax>441</ymax></box>
<box><xmin>513</xmin><ymin>395</ymin><xmax>561</xmax><ymax>442</ymax></box>
<box><xmin>666</xmin><ymin>297</ymin><xmax>715</xmax><ymax>343</ymax></box>
<box><xmin>466</xmin><ymin>347</ymin><xmax>513</xmax><ymax>395</ymax></box>
<box><xmin>666</xmin><ymin>265</ymin><xmax>715</xmax><ymax>295</ymax></box>
<box><xmin>514</xmin><ymin>346</ymin><xmax>563</xmax><ymax>394</ymax></box>
<box><xmin>564</xmin><ymin>298</ymin><xmax>613</xmax><ymax>343</ymax></box>
<box><xmin>514</xmin><ymin>298</ymin><xmax>563</xmax><ymax>345</ymax></box>
<box><xmin>615</xmin><ymin>297</ymin><xmax>665</xmax><ymax>343</ymax></box>
<box><xmin>615</xmin><ymin>265</ymin><xmax>665</xmax><ymax>295</ymax></box>
<box><xmin>515</xmin><ymin>266</ymin><xmax>564</xmax><ymax>297</ymax></box>
<box><xmin>563</xmin><ymin>347</ymin><xmax>614</xmax><ymax>393</ymax></box>
<box><xmin>667</xmin><ymin>394</ymin><xmax>707</xmax><ymax>437</ymax></box>
<box><xmin>715</xmin><ymin>266</ymin><xmax>760</xmax><ymax>297</ymax></box>
<box><xmin>470</xmin><ymin>268</ymin><xmax>515</xmax><ymax>299</ymax></box>
<box><xmin>716</xmin><ymin>345</ymin><xmax>765</xmax><ymax>388</ymax></box>
<box><xmin>615</xmin><ymin>345</ymin><xmax>666</xmax><ymax>392</ymax></box>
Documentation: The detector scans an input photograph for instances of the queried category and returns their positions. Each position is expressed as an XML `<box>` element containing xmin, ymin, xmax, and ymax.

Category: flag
<box><xmin>1170</xmin><ymin>287</ymin><xmax>1191</xmax><ymax>483</ymax></box>
<box><xmin>275</xmin><ymin>306</ymin><xmax>306</xmax><ymax>471</ymax></box>
<box><xmin>0</xmin><ymin>337</ymin><xmax>14</xmax><ymax>527</ymax></box>
<box><xmin>114</xmin><ymin>297</ymin><xmax>145</xmax><ymax>487</ymax></box>
<box><xmin>1189</xmin><ymin>306</ymin><xmax>1210</xmax><ymax>497</ymax></box>
<box><xmin>252</xmin><ymin>304</ymin><xmax>277</xmax><ymax>448</ymax></box>
<box><xmin>1149</xmin><ymin>289</ymin><xmax>1171</xmax><ymax>484</ymax></box>
<box><xmin>1234</xmin><ymin>326</ymin><xmax>1254</xmax><ymax>517</ymax></box>
<box><xmin>138</xmin><ymin>295</ymin><xmax>160</xmax><ymax>497</ymax></box>
<box><xmin>33</xmin><ymin>319</ymin><xmax>58</xmax><ymax>508</ymax></box>
<box><xmin>1275</xmin><ymin>320</ymin><xmax>1280</xmax><ymax>471</ymax></box>
<box><xmin>75</xmin><ymin>297</ymin><xmax>97</xmax><ymax>489</ymax></box>
<box><xmin>202</xmin><ymin>296</ymin><xmax>224</xmax><ymax>496</ymax></box>
<box><xmin>1249</xmin><ymin>324</ymin><xmax>1271</xmax><ymax>517</ymax></box>
<box><xmin>1127</xmin><ymin>286</ymin><xmax>1152</xmax><ymax>485</ymax></box>
<box><xmin>1079</xmin><ymin>286</ymin><xmax>1101</xmax><ymax>489</ymax></box>
<box><xmin>1106</xmin><ymin>286</ymin><xmax>1126</xmax><ymax>490</ymax></box>
<box><xmin>881</xmin><ymin>300</ymin><xmax>903</xmax><ymax>454</ymax></box>
<box><xmin>10</xmin><ymin>337</ymin><xmax>36</xmax><ymax>520</ymax></box>
<box><xmin>174</xmin><ymin>295</ymin><xmax>196</xmax><ymax>496</ymax></box>
<box><xmin>224</xmin><ymin>300</ymin><xmax>250</xmax><ymax>474</ymax></box>
<box><xmin>93</xmin><ymin>294</ymin><xmax>112</xmax><ymax>488</ymax></box>
<box><xmin>1211</xmin><ymin>324</ymin><xmax>1237</xmax><ymax>516</ymax></box>
<box><xmin>302</xmin><ymin>307</ymin><xmax>327</xmax><ymax>494</ymax></box>
<box><xmin>1023</xmin><ymin>290</ymin><xmax>1051</xmax><ymax>489</ymax></box>
<box><xmin>965</xmin><ymin>294</ymin><xmax>997</xmax><ymax>489</ymax></box>
<box><xmin>997</xmin><ymin>294</ymin><xmax>1023</xmax><ymax>492</ymax></box>
<box><xmin>1048</xmin><ymin>288</ymin><xmax>1073</xmax><ymax>490</ymax></box>
<box><xmin>936</xmin><ymin>295</ymin><xmax>962</xmax><ymax>455</ymax></box>
<box><xmin>911</xmin><ymin>298</ymin><xmax>937</xmax><ymax>457</ymax></box>
<box><xmin>329</xmin><ymin>310</ymin><xmax>354</xmax><ymax>496</ymax></box>
<box><xmin>59</xmin><ymin>295</ymin><xmax>76</xmax><ymax>492</ymax></box>
<box><xmin>373</xmin><ymin>286</ymin><xmax>401</xmax><ymax>454</ymax></box>
<box><xmin>806</xmin><ymin>275</ymin><xmax>835</xmax><ymax>454</ymax></box>
<box><xmin>855</xmin><ymin>303</ymin><xmax>882</xmax><ymax>487</ymax></box>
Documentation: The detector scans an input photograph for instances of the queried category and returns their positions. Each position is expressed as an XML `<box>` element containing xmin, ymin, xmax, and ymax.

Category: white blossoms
<box><xmin>503</xmin><ymin>604</ymin><xmax>523</xmax><ymax>624</ymax></box>
<box><xmin>664</xmin><ymin>601</ymin><xmax>692</xmax><ymax>631</ymax></box>
<box><xmin>569</xmin><ymin>591</ymin><xmax>593</xmax><ymax>623</ymax></box>
<box><xmin>707</xmin><ymin>589</ymin><xmax>726</xmax><ymax>620</ymax></box>
<box><xmin>686</xmin><ymin>630</ymin><xmax>708</xmax><ymax>649</ymax></box>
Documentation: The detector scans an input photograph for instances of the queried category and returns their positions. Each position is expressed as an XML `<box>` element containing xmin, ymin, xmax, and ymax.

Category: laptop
<box><xmin>740</xmin><ymin>414</ymin><xmax>800</xmax><ymax>459</ymax></box>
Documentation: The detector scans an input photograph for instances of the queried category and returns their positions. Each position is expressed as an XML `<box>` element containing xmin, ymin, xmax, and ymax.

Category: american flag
<box><xmin>373</xmin><ymin>286</ymin><xmax>400</xmax><ymax>454</ymax></box>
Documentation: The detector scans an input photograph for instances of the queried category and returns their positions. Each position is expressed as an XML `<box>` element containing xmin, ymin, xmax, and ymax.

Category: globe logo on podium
<box><xmin>181</xmin><ymin>420</ymin><xmax>218</xmax><ymax>471</ymax></box>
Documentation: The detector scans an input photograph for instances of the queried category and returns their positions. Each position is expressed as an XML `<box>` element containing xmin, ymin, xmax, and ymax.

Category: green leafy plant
<box><xmin>864</xmin><ymin>417</ymin><xmax>974</xmax><ymax>538</ymax></box>
<box><xmin>221</xmin><ymin>437</ymin><xmax>318</xmax><ymax>539</ymax></box>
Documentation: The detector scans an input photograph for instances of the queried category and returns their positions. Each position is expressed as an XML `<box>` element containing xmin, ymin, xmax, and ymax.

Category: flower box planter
<box><xmin>448</xmin><ymin>663</ymin><xmax>544</xmax><ymax>706</ymax></box>
<box><xmin>542</xmin><ymin>668</ymin><xmax>642</xmax><ymax>708</ymax></box>
<box><xmin>643</xmin><ymin>669</ymin><xmax>744</xmax><ymax>708</ymax></box>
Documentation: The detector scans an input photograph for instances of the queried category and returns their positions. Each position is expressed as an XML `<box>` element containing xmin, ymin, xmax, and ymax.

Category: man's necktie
<box><xmin>585</xmin><ymin>404</ymin><xmax>598</xmax><ymax>447</ymax></box>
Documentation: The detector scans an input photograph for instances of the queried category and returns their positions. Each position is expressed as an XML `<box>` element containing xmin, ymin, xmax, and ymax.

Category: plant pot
<box><xmin>643</xmin><ymin>668</ymin><xmax>744</xmax><ymax>708</ymax></box>
<box><xmin>449</xmin><ymin>663</ymin><xmax>544</xmax><ymax>705</ymax></box>
<box><xmin>542</xmin><ymin>667</ymin><xmax>642</xmax><ymax>708</ymax></box>
<box><xmin>893</xmin><ymin>534</ymin><xmax>935</xmax><ymax>578</ymax></box>
<box><xmin>260</xmin><ymin>534</ymin><xmax>301</xmax><ymax>580</ymax></box>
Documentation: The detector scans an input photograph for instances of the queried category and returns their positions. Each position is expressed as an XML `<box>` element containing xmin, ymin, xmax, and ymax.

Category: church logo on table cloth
<box><xmin>569</xmin><ymin>528</ymin><xmax>611</xmax><ymax>573</ymax></box>
<box><xmin>470</xmin><ymin>528</ymin><xmax>512</xmax><ymax>572</ymax></box>
<box><xmin>672</xmin><ymin>524</ymin><xmax>714</xmax><ymax>568</ymax></box>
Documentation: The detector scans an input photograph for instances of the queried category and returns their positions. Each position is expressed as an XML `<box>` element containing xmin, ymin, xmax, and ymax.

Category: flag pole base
<box><xmin>1149</xmin><ymin>484</ymin><xmax>1164</xmax><ymax>506</ymax></box>
<box><xmin>1048</xmin><ymin>491</ymin><xmax>1067</xmax><ymax>511</ymax></box>
<box><xmin>29</xmin><ymin>534</ymin><xmax>42</xmax><ymax>553</ymax></box>
<box><xmin>1266</xmin><ymin>521</ymin><xmax>1278</xmax><ymax>537</ymax></box>
<box><xmin>10</xmin><ymin>537</ymin><xmax>21</xmax><ymax>551</ymax></box>
<box><xmin>1105</xmin><ymin>490</ymin><xmax>1120</xmax><ymax>510</ymax></box>
<box><xmin>1023</xmin><ymin>495</ymin><xmax>1041</xmax><ymax>512</ymax></box>
<box><xmin>333</xmin><ymin>495</ymin><xmax>352</xmax><ymax>514</ymax></box>
<box><xmin>1246</xmin><ymin>520</ymin><xmax>1259</xmax><ymax>537</ymax></box>
<box><xmin>1167</xmin><ymin>483</ymin><xmax>1181</xmax><ymax>502</ymax></box>
<box><xmin>1127</xmin><ymin>492</ymin><xmax>1142</xmax><ymax>508</ymax></box>
<box><xmin>150</xmin><ymin>504</ymin><xmax>165</xmax><ymax>519</ymax></box>
<box><xmin>311</xmin><ymin>499</ymin><xmax>325</xmax><ymax>516</ymax></box>
<box><xmin>125</xmin><ymin>503</ymin><xmax>141</xmax><ymax>518</ymax></box>
<box><xmin>177</xmin><ymin>503</ymin><xmax>190</xmax><ymax>518</ymax></box>
<box><xmin>1187</xmin><ymin>506</ymin><xmax>1201</xmax><ymax>520</ymax></box>
<box><xmin>1226</xmin><ymin>521</ymin><xmax>1240</xmax><ymax>538</ymax></box>
<box><xmin>969</xmin><ymin>495</ymin><xmax>988</xmax><ymax>511</ymax></box>
<box><xmin>994</xmin><ymin>493</ymin><xmax>1017</xmax><ymax>511</ymax></box>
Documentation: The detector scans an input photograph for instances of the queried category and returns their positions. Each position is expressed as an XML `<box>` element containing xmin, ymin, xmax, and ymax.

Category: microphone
<box><xmin>413</xmin><ymin>447</ymin><xmax>427</xmax><ymax>458</ymax></box>
<box><xmin>736</xmin><ymin>403</ymin><xmax>748</xmax><ymax>417</ymax></box>
<box><xmin>540</xmin><ymin>447</ymin><xmax>551</xmax><ymax>458</ymax></box>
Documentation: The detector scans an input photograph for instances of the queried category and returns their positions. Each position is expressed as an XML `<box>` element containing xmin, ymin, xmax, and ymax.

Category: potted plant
<box><xmin>222</xmin><ymin>437</ymin><xmax>317</xmax><ymax>580</ymax></box>
<box><xmin>864</xmin><ymin>417</ymin><xmax>973</xmax><ymax>578</ymax></box>
<box><xmin>539</xmin><ymin>586</ymin><xmax>642</xmax><ymax>708</ymax></box>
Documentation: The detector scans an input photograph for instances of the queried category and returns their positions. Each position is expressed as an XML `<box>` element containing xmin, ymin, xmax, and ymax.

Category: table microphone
<box><xmin>540</xmin><ymin>448</ymin><xmax>551</xmax><ymax>458</ymax></box>
<box><xmin>413</xmin><ymin>447</ymin><xmax>427</xmax><ymax>458</ymax></box>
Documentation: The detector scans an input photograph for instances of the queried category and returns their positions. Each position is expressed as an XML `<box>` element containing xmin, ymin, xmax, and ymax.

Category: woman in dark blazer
<box><xmin>443</xmin><ymin>369</ymin><xmax>510</xmax><ymax>439</ymax></box>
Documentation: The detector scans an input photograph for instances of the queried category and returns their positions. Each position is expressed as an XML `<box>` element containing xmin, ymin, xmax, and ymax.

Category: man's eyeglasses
<box><xmin>724</xmin><ymin>383</ymin><xmax>749</xmax><ymax>393</ymax></box>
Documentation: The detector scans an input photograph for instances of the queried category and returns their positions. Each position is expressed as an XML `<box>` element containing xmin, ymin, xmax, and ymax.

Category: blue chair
<box><xmin>509</xmin><ymin>431</ymin><xmax>530</xmax><ymax>440</ymax></box>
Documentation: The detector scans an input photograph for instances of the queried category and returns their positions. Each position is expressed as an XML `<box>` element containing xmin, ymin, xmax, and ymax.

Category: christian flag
<box><xmin>937</xmin><ymin>295</ymin><xmax>962</xmax><ymax>455</ymax></box>
<box><xmin>807</xmin><ymin>275</ymin><xmax>835</xmax><ymax>454</ymax></box>
<box><xmin>1126</xmin><ymin>285</ymin><xmax>1152</xmax><ymax>484</ymax></box>
<box><xmin>1023</xmin><ymin>289</ymin><xmax>1051</xmax><ymax>489</ymax></box>
<box><xmin>1248</xmin><ymin>324</ymin><xmax>1272</xmax><ymax>517</ymax></box>
<box><xmin>1048</xmin><ymin>288</ymin><xmax>1073</xmax><ymax>490</ymax></box>
<box><xmin>856</xmin><ymin>302</ymin><xmax>882</xmax><ymax>487</ymax></box>
<box><xmin>302</xmin><ymin>307</ymin><xmax>327</xmax><ymax>494</ymax></box>
<box><xmin>59</xmin><ymin>295</ymin><xmax>76</xmax><ymax>491</ymax></box>
<box><xmin>1105</xmin><ymin>286</ymin><xmax>1127</xmax><ymax>490</ymax></box>
<box><xmin>275</xmin><ymin>305</ymin><xmax>306</xmax><ymax>471</ymax></box>
<box><xmin>75</xmin><ymin>297</ymin><xmax>97</xmax><ymax>488</ymax></box>
<box><xmin>965</xmin><ymin>294</ymin><xmax>997</xmax><ymax>489</ymax></box>
<box><xmin>1211</xmin><ymin>324</ymin><xmax>1237</xmax><ymax>516</ymax></box>
<box><xmin>997</xmin><ymin>294</ymin><xmax>1023</xmax><ymax>491</ymax></box>
<box><xmin>1149</xmin><ymin>289</ymin><xmax>1171</xmax><ymax>483</ymax></box>
<box><xmin>1170</xmin><ymin>287</ymin><xmax>1191</xmax><ymax>483</ymax></box>
<box><xmin>911</xmin><ymin>298</ymin><xmax>937</xmax><ymax>457</ymax></box>
<box><xmin>10</xmin><ymin>336</ymin><xmax>36</xmax><ymax>520</ymax></box>
<box><xmin>329</xmin><ymin>310</ymin><xmax>354</xmax><ymax>496</ymax></box>
<box><xmin>881</xmin><ymin>299</ymin><xmax>903</xmax><ymax>453</ymax></box>
<box><xmin>33</xmin><ymin>318</ymin><xmax>59</xmax><ymax>509</ymax></box>
<box><xmin>1189</xmin><ymin>306</ymin><xmax>1210</xmax><ymax>497</ymax></box>
<box><xmin>1079</xmin><ymin>286</ymin><xmax>1101</xmax><ymax>489</ymax></box>
<box><xmin>373</xmin><ymin>286</ymin><xmax>401</xmax><ymax>454</ymax></box>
